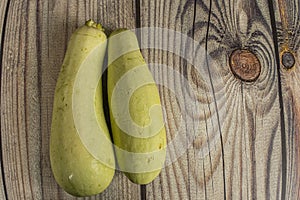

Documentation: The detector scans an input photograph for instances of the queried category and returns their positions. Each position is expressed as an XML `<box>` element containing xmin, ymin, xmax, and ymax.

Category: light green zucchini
<box><xmin>50</xmin><ymin>20</ymin><xmax>115</xmax><ymax>197</ymax></box>
<box><xmin>107</xmin><ymin>29</ymin><xmax>167</xmax><ymax>184</ymax></box>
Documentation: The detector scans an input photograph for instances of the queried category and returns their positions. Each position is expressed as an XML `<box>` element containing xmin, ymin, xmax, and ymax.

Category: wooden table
<box><xmin>0</xmin><ymin>0</ymin><xmax>299</xmax><ymax>199</ymax></box>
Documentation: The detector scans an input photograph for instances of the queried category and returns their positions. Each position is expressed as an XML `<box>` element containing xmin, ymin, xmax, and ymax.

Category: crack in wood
<box><xmin>204</xmin><ymin>0</ymin><xmax>227</xmax><ymax>199</ymax></box>
<box><xmin>267</xmin><ymin>0</ymin><xmax>287</xmax><ymax>199</ymax></box>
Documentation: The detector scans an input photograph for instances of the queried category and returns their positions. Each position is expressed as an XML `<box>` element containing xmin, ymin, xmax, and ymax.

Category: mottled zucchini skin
<box><xmin>50</xmin><ymin>20</ymin><xmax>115</xmax><ymax>197</ymax></box>
<box><xmin>107</xmin><ymin>29</ymin><xmax>167</xmax><ymax>184</ymax></box>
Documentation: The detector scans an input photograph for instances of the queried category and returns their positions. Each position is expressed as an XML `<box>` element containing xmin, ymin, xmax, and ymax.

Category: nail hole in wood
<box><xmin>281</xmin><ymin>51</ymin><xmax>295</xmax><ymax>69</ymax></box>
<box><xmin>229</xmin><ymin>49</ymin><xmax>261</xmax><ymax>82</ymax></box>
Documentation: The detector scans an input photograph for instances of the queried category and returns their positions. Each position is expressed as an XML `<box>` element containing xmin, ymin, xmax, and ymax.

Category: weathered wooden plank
<box><xmin>273</xmin><ymin>0</ymin><xmax>300</xmax><ymax>199</ymax></box>
<box><xmin>0</xmin><ymin>0</ymin><xmax>9</xmax><ymax>199</ymax></box>
<box><xmin>194</xmin><ymin>1</ymin><xmax>284</xmax><ymax>199</ymax></box>
<box><xmin>38</xmin><ymin>0</ymin><xmax>131</xmax><ymax>199</ymax></box>
<box><xmin>39</xmin><ymin>0</ymin><xmax>140</xmax><ymax>199</ymax></box>
<box><xmin>1</xmin><ymin>0</ymin><xmax>42</xmax><ymax>199</ymax></box>
<box><xmin>1</xmin><ymin>0</ymin><xmax>140</xmax><ymax>199</ymax></box>
<box><xmin>139</xmin><ymin>0</ymin><xmax>197</xmax><ymax>199</ymax></box>
<box><xmin>140</xmin><ymin>0</ymin><xmax>285</xmax><ymax>199</ymax></box>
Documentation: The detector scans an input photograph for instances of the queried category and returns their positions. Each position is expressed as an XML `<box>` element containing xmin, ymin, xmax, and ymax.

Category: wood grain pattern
<box><xmin>0</xmin><ymin>0</ymin><xmax>9</xmax><ymax>198</ymax></box>
<box><xmin>274</xmin><ymin>0</ymin><xmax>300</xmax><ymax>199</ymax></box>
<box><xmin>139</xmin><ymin>0</ymin><xmax>292</xmax><ymax>199</ymax></box>
<box><xmin>194</xmin><ymin>0</ymin><xmax>284</xmax><ymax>199</ymax></box>
<box><xmin>0</xmin><ymin>0</ymin><xmax>139</xmax><ymax>199</ymax></box>
<box><xmin>0</xmin><ymin>0</ymin><xmax>299</xmax><ymax>199</ymax></box>
<box><xmin>1</xmin><ymin>1</ymin><xmax>42</xmax><ymax>199</ymax></box>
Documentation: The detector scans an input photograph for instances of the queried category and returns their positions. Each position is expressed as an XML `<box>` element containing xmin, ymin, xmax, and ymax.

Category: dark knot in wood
<box><xmin>281</xmin><ymin>51</ymin><xmax>295</xmax><ymax>69</ymax></box>
<box><xmin>229</xmin><ymin>49</ymin><xmax>261</xmax><ymax>82</ymax></box>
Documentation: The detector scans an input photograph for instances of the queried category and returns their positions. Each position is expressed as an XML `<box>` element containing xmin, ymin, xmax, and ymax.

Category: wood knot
<box><xmin>229</xmin><ymin>49</ymin><xmax>261</xmax><ymax>82</ymax></box>
<box><xmin>281</xmin><ymin>51</ymin><xmax>295</xmax><ymax>69</ymax></box>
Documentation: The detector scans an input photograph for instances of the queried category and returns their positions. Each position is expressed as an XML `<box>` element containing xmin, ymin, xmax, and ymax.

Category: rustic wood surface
<box><xmin>140</xmin><ymin>0</ymin><xmax>297</xmax><ymax>199</ymax></box>
<box><xmin>0</xmin><ymin>0</ymin><xmax>299</xmax><ymax>199</ymax></box>
<box><xmin>0</xmin><ymin>0</ymin><xmax>8</xmax><ymax>198</ymax></box>
<box><xmin>274</xmin><ymin>0</ymin><xmax>300</xmax><ymax>198</ymax></box>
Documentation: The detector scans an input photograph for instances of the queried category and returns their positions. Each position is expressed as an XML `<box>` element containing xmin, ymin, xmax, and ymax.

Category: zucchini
<box><xmin>107</xmin><ymin>29</ymin><xmax>167</xmax><ymax>184</ymax></box>
<box><xmin>50</xmin><ymin>20</ymin><xmax>115</xmax><ymax>197</ymax></box>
